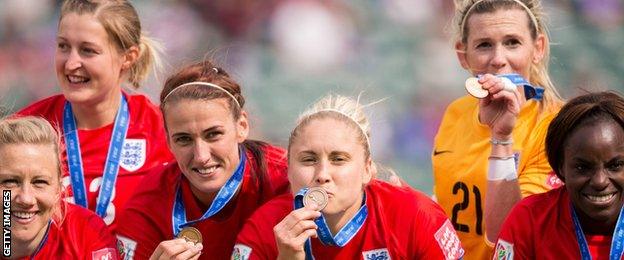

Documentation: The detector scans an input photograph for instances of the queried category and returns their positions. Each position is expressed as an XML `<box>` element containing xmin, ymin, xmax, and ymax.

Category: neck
<box><xmin>578</xmin><ymin>210</ymin><xmax>618</xmax><ymax>236</ymax></box>
<box><xmin>324</xmin><ymin>194</ymin><xmax>365</xmax><ymax>235</ymax></box>
<box><xmin>71</xmin><ymin>92</ymin><xmax>122</xmax><ymax>130</ymax></box>
<box><xmin>10</xmin><ymin>222</ymin><xmax>50</xmax><ymax>259</ymax></box>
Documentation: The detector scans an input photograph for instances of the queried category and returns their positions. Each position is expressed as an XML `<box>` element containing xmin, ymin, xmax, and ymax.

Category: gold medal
<box><xmin>177</xmin><ymin>227</ymin><xmax>202</xmax><ymax>244</ymax></box>
<box><xmin>465</xmin><ymin>77</ymin><xmax>488</xmax><ymax>99</ymax></box>
<box><xmin>303</xmin><ymin>187</ymin><xmax>328</xmax><ymax>211</ymax></box>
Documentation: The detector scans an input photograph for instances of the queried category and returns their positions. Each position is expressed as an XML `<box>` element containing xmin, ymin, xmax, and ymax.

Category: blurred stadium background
<box><xmin>1</xmin><ymin>0</ymin><xmax>623</xmax><ymax>194</ymax></box>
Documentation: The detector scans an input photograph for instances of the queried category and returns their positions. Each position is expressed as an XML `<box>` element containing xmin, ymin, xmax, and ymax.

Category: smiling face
<box><xmin>562</xmin><ymin>119</ymin><xmax>624</xmax><ymax>229</ymax></box>
<box><xmin>0</xmin><ymin>143</ymin><xmax>60</xmax><ymax>246</ymax></box>
<box><xmin>164</xmin><ymin>98</ymin><xmax>249</xmax><ymax>203</ymax></box>
<box><xmin>456</xmin><ymin>8</ymin><xmax>544</xmax><ymax>80</ymax></box>
<box><xmin>288</xmin><ymin>117</ymin><xmax>372</xmax><ymax>217</ymax></box>
<box><xmin>55</xmin><ymin>12</ymin><xmax>128</xmax><ymax>106</ymax></box>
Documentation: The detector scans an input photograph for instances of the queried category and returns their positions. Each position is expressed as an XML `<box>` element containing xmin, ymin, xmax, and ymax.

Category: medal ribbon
<box><xmin>497</xmin><ymin>73</ymin><xmax>544</xmax><ymax>101</ymax></box>
<box><xmin>171</xmin><ymin>148</ymin><xmax>246</xmax><ymax>236</ymax></box>
<box><xmin>63</xmin><ymin>94</ymin><xmax>129</xmax><ymax>217</ymax></box>
<box><xmin>570</xmin><ymin>202</ymin><xmax>624</xmax><ymax>260</ymax></box>
<box><xmin>293</xmin><ymin>188</ymin><xmax>368</xmax><ymax>260</ymax></box>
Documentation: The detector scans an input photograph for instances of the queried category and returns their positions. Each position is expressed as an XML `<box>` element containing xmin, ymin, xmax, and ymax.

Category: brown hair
<box><xmin>60</xmin><ymin>0</ymin><xmax>161</xmax><ymax>89</ymax></box>
<box><xmin>545</xmin><ymin>91</ymin><xmax>624</xmax><ymax>180</ymax></box>
<box><xmin>160</xmin><ymin>60</ymin><xmax>273</xmax><ymax>199</ymax></box>
<box><xmin>453</xmin><ymin>0</ymin><xmax>563</xmax><ymax>114</ymax></box>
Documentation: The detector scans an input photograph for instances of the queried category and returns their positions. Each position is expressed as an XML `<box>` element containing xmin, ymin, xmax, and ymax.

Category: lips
<box><xmin>192</xmin><ymin>165</ymin><xmax>219</xmax><ymax>177</ymax></box>
<box><xmin>67</xmin><ymin>75</ymin><xmax>89</xmax><ymax>84</ymax></box>
<box><xmin>583</xmin><ymin>192</ymin><xmax>617</xmax><ymax>206</ymax></box>
<box><xmin>12</xmin><ymin>211</ymin><xmax>38</xmax><ymax>224</ymax></box>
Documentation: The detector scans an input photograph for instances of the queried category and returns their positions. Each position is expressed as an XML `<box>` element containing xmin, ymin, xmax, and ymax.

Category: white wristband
<box><xmin>487</xmin><ymin>157</ymin><xmax>517</xmax><ymax>181</ymax></box>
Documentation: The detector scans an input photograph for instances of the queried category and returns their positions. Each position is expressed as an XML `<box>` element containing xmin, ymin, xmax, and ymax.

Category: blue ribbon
<box><xmin>293</xmin><ymin>188</ymin><xmax>368</xmax><ymax>260</ymax></box>
<box><xmin>570</xmin><ymin>202</ymin><xmax>624</xmax><ymax>260</ymax></box>
<box><xmin>498</xmin><ymin>73</ymin><xmax>544</xmax><ymax>101</ymax></box>
<box><xmin>171</xmin><ymin>148</ymin><xmax>246</xmax><ymax>236</ymax></box>
<box><xmin>63</xmin><ymin>94</ymin><xmax>130</xmax><ymax>217</ymax></box>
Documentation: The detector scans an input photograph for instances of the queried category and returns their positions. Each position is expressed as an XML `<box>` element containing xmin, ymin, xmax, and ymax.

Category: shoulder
<box><xmin>246</xmin><ymin>193</ymin><xmax>293</xmax><ymax>225</ymax></box>
<box><xmin>61</xmin><ymin>203</ymin><xmax>113</xmax><ymax>237</ymax></box>
<box><xmin>15</xmin><ymin>94</ymin><xmax>65</xmax><ymax>119</ymax></box>
<box><xmin>438</xmin><ymin>95</ymin><xmax>478</xmax><ymax>128</ymax></box>
<box><xmin>514</xmin><ymin>186</ymin><xmax>565</xmax><ymax>212</ymax></box>
<box><xmin>260</xmin><ymin>144</ymin><xmax>288</xmax><ymax>168</ymax></box>
<box><xmin>368</xmin><ymin>180</ymin><xmax>442</xmax><ymax>214</ymax></box>
<box><xmin>123</xmin><ymin>163</ymin><xmax>179</xmax><ymax>208</ymax></box>
<box><xmin>125</xmin><ymin>93</ymin><xmax>163</xmax><ymax>120</ymax></box>
<box><xmin>445</xmin><ymin>95</ymin><xmax>478</xmax><ymax>114</ymax></box>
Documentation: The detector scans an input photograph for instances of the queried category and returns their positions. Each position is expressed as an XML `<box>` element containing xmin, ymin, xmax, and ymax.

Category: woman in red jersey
<box><xmin>234</xmin><ymin>95</ymin><xmax>464</xmax><ymax>259</ymax></box>
<box><xmin>0</xmin><ymin>116</ymin><xmax>119</xmax><ymax>259</ymax></box>
<box><xmin>116</xmin><ymin>60</ymin><xmax>290</xmax><ymax>260</ymax></box>
<box><xmin>495</xmin><ymin>91</ymin><xmax>624</xmax><ymax>259</ymax></box>
<box><xmin>15</xmin><ymin>0</ymin><xmax>174</xmax><ymax>229</ymax></box>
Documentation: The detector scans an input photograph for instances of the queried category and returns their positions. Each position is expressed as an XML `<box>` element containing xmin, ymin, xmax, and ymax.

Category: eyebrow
<box><xmin>170</xmin><ymin>126</ymin><xmax>222</xmax><ymax>137</ymax></box>
<box><xmin>56</xmin><ymin>36</ymin><xmax>101</xmax><ymax>47</ymax></box>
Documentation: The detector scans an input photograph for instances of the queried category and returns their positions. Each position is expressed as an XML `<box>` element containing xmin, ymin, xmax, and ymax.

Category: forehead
<box><xmin>58</xmin><ymin>13</ymin><xmax>109</xmax><ymax>43</ymax></box>
<box><xmin>164</xmin><ymin>98</ymin><xmax>234</xmax><ymax>131</ymax></box>
<box><xmin>564</xmin><ymin>119</ymin><xmax>624</xmax><ymax>153</ymax></box>
<box><xmin>0</xmin><ymin>144</ymin><xmax>58</xmax><ymax>177</ymax></box>
<box><xmin>466</xmin><ymin>8</ymin><xmax>532</xmax><ymax>40</ymax></box>
<box><xmin>291</xmin><ymin>117</ymin><xmax>362</xmax><ymax>151</ymax></box>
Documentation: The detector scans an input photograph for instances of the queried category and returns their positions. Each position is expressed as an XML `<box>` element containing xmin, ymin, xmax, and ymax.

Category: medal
<box><xmin>177</xmin><ymin>227</ymin><xmax>202</xmax><ymax>244</ymax></box>
<box><xmin>465</xmin><ymin>77</ymin><xmax>488</xmax><ymax>98</ymax></box>
<box><xmin>303</xmin><ymin>187</ymin><xmax>328</xmax><ymax>211</ymax></box>
<box><xmin>465</xmin><ymin>77</ymin><xmax>517</xmax><ymax>99</ymax></box>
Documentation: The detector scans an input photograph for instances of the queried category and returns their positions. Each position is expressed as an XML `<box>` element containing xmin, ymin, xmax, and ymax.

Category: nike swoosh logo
<box><xmin>433</xmin><ymin>150</ymin><xmax>452</xmax><ymax>156</ymax></box>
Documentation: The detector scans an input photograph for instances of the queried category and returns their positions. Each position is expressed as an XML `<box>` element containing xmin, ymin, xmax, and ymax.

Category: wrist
<box><xmin>490</xmin><ymin>138</ymin><xmax>513</xmax><ymax>145</ymax></box>
<box><xmin>487</xmin><ymin>156</ymin><xmax>518</xmax><ymax>181</ymax></box>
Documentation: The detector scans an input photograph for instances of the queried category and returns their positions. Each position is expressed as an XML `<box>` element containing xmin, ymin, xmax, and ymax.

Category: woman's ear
<box><xmin>236</xmin><ymin>111</ymin><xmax>250</xmax><ymax>143</ymax></box>
<box><xmin>455</xmin><ymin>41</ymin><xmax>469</xmax><ymax>70</ymax></box>
<box><xmin>121</xmin><ymin>45</ymin><xmax>140</xmax><ymax>70</ymax></box>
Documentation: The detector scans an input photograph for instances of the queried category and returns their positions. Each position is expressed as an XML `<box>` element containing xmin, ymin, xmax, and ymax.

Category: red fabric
<box><xmin>16</xmin><ymin>93</ymin><xmax>174</xmax><ymax>231</ymax></box>
<box><xmin>115</xmin><ymin>145</ymin><xmax>289</xmax><ymax>260</ymax></box>
<box><xmin>496</xmin><ymin>187</ymin><xmax>617</xmax><ymax>260</ymax></box>
<box><xmin>235</xmin><ymin>180</ymin><xmax>464</xmax><ymax>259</ymax></box>
<box><xmin>18</xmin><ymin>204</ymin><xmax>119</xmax><ymax>260</ymax></box>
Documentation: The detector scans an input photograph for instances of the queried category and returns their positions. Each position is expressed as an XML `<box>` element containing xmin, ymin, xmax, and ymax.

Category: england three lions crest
<box><xmin>120</xmin><ymin>139</ymin><xmax>146</xmax><ymax>172</ymax></box>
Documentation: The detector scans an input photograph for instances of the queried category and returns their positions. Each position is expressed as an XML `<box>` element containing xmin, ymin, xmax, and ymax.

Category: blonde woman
<box><xmin>16</xmin><ymin>0</ymin><xmax>174</xmax><ymax>230</ymax></box>
<box><xmin>235</xmin><ymin>95</ymin><xmax>464</xmax><ymax>259</ymax></box>
<box><xmin>0</xmin><ymin>116</ymin><xmax>118</xmax><ymax>259</ymax></box>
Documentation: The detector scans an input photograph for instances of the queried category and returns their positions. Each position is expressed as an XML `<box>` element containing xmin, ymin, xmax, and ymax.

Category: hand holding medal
<box><xmin>465</xmin><ymin>75</ymin><xmax>517</xmax><ymax>99</ymax></box>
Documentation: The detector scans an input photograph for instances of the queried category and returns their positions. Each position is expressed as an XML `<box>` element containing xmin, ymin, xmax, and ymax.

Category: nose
<box><xmin>314</xmin><ymin>161</ymin><xmax>331</xmax><ymax>184</ymax></box>
<box><xmin>64</xmin><ymin>50</ymin><xmax>82</xmax><ymax>71</ymax></box>
<box><xmin>14</xmin><ymin>184</ymin><xmax>36</xmax><ymax>208</ymax></box>
<box><xmin>490</xmin><ymin>45</ymin><xmax>507</xmax><ymax>71</ymax></box>
<box><xmin>589</xmin><ymin>168</ymin><xmax>610</xmax><ymax>191</ymax></box>
<box><xmin>192</xmin><ymin>140</ymin><xmax>211</xmax><ymax>165</ymax></box>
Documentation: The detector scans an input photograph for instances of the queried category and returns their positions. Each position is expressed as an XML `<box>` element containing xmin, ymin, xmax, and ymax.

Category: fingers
<box><xmin>273</xmin><ymin>208</ymin><xmax>321</xmax><ymax>254</ymax></box>
<box><xmin>278</xmin><ymin>207</ymin><xmax>321</xmax><ymax>231</ymax></box>
<box><xmin>479</xmin><ymin>74</ymin><xmax>511</xmax><ymax>95</ymax></box>
<box><xmin>149</xmin><ymin>238</ymin><xmax>203</xmax><ymax>260</ymax></box>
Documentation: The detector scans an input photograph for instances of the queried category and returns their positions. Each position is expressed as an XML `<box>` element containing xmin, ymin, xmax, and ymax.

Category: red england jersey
<box><xmin>234</xmin><ymin>180</ymin><xmax>464</xmax><ymax>260</ymax></box>
<box><xmin>16</xmin><ymin>93</ymin><xmax>174</xmax><ymax>230</ymax></box>
<box><xmin>115</xmin><ymin>144</ymin><xmax>289</xmax><ymax>260</ymax></box>
<box><xmin>19</xmin><ymin>203</ymin><xmax>120</xmax><ymax>260</ymax></box>
<box><xmin>495</xmin><ymin>187</ymin><xmax>616</xmax><ymax>260</ymax></box>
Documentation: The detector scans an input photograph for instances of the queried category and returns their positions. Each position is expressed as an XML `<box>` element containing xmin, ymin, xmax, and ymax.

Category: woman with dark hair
<box><xmin>116</xmin><ymin>60</ymin><xmax>289</xmax><ymax>260</ymax></box>
<box><xmin>495</xmin><ymin>91</ymin><xmax>624</xmax><ymax>259</ymax></box>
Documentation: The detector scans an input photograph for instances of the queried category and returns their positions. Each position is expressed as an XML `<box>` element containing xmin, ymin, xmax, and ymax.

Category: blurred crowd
<box><xmin>1</xmin><ymin>0</ymin><xmax>623</xmax><ymax>193</ymax></box>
